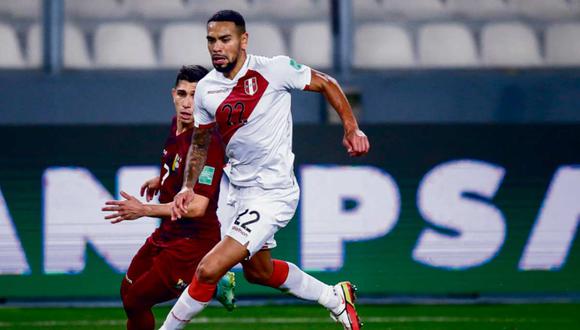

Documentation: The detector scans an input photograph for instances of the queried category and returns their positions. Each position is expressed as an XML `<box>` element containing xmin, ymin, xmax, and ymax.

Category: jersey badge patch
<box><xmin>244</xmin><ymin>77</ymin><xmax>258</xmax><ymax>96</ymax></box>
<box><xmin>290</xmin><ymin>58</ymin><xmax>303</xmax><ymax>70</ymax></box>
<box><xmin>198</xmin><ymin>166</ymin><xmax>215</xmax><ymax>185</ymax></box>
<box><xmin>172</xmin><ymin>154</ymin><xmax>181</xmax><ymax>171</ymax></box>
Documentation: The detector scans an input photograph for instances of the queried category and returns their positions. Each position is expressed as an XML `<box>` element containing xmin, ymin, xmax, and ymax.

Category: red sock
<box><xmin>187</xmin><ymin>275</ymin><xmax>217</xmax><ymax>303</ymax></box>
<box><xmin>263</xmin><ymin>259</ymin><xmax>290</xmax><ymax>288</ymax></box>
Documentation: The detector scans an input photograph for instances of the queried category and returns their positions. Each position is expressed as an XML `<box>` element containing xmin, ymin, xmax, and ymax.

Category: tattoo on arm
<box><xmin>183</xmin><ymin>127</ymin><xmax>211</xmax><ymax>189</ymax></box>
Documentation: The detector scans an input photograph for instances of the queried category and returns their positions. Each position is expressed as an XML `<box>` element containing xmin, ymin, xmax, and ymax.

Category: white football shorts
<box><xmin>223</xmin><ymin>177</ymin><xmax>299</xmax><ymax>258</ymax></box>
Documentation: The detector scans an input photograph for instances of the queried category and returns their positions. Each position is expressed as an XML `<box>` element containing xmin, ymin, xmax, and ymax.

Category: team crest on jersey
<box><xmin>244</xmin><ymin>77</ymin><xmax>258</xmax><ymax>96</ymax></box>
<box><xmin>172</xmin><ymin>154</ymin><xmax>181</xmax><ymax>171</ymax></box>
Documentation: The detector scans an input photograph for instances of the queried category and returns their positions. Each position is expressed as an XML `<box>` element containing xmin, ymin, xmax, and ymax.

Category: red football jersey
<box><xmin>150</xmin><ymin>117</ymin><xmax>225</xmax><ymax>244</ymax></box>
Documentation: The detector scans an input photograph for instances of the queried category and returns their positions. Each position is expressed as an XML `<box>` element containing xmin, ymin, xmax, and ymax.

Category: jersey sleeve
<box><xmin>192</xmin><ymin>131</ymin><xmax>224</xmax><ymax>199</ymax></box>
<box><xmin>193</xmin><ymin>82</ymin><xmax>216</xmax><ymax>128</ymax></box>
<box><xmin>269</xmin><ymin>55</ymin><xmax>312</xmax><ymax>91</ymax></box>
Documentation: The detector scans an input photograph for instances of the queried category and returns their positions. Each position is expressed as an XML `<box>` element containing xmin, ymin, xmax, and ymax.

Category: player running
<box><xmin>102</xmin><ymin>65</ymin><xmax>235</xmax><ymax>330</ymax></box>
<box><xmin>161</xmin><ymin>10</ymin><xmax>370</xmax><ymax>330</ymax></box>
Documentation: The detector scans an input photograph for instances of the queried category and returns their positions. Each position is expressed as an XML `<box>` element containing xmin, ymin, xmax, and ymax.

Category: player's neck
<box><xmin>223</xmin><ymin>52</ymin><xmax>247</xmax><ymax>80</ymax></box>
<box><xmin>176</xmin><ymin>121</ymin><xmax>193</xmax><ymax>136</ymax></box>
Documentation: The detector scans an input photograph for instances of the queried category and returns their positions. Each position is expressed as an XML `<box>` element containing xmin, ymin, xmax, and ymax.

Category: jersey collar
<box><xmin>217</xmin><ymin>54</ymin><xmax>251</xmax><ymax>83</ymax></box>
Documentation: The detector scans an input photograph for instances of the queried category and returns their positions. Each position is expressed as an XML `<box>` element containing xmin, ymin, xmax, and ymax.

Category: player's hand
<box><xmin>172</xmin><ymin>187</ymin><xmax>194</xmax><ymax>220</ymax></box>
<box><xmin>343</xmin><ymin>128</ymin><xmax>370</xmax><ymax>157</ymax></box>
<box><xmin>140</xmin><ymin>176</ymin><xmax>161</xmax><ymax>202</ymax></box>
<box><xmin>102</xmin><ymin>191</ymin><xmax>146</xmax><ymax>224</ymax></box>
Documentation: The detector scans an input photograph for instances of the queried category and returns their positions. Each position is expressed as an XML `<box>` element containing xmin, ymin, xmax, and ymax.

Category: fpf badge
<box><xmin>244</xmin><ymin>77</ymin><xmax>258</xmax><ymax>96</ymax></box>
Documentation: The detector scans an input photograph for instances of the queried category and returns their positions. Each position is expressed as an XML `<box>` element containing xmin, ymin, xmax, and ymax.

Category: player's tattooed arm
<box><xmin>304</xmin><ymin>69</ymin><xmax>370</xmax><ymax>157</ymax></box>
<box><xmin>183</xmin><ymin>126</ymin><xmax>212</xmax><ymax>189</ymax></box>
<box><xmin>172</xmin><ymin>126</ymin><xmax>212</xmax><ymax>219</ymax></box>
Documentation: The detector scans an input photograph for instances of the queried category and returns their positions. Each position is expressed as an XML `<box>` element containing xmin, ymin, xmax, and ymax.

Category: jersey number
<box><xmin>233</xmin><ymin>209</ymin><xmax>260</xmax><ymax>233</ymax></box>
<box><xmin>220</xmin><ymin>102</ymin><xmax>247</xmax><ymax>126</ymax></box>
<box><xmin>161</xmin><ymin>163</ymin><xmax>170</xmax><ymax>186</ymax></box>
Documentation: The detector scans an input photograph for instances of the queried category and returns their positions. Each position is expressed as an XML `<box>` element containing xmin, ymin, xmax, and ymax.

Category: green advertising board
<box><xmin>0</xmin><ymin>125</ymin><xmax>579</xmax><ymax>299</ymax></box>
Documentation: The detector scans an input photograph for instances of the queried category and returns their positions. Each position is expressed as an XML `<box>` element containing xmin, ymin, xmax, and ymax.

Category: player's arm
<box><xmin>172</xmin><ymin>126</ymin><xmax>212</xmax><ymax>219</ymax></box>
<box><xmin>102</xmin><ymin>191</ymin><xmax>210</xmax><ymax>224</ymax></box>
<box><xmin>304</xmin><ymin>69</ymin><xmax>370</xmax><ymax>157</ymax></box>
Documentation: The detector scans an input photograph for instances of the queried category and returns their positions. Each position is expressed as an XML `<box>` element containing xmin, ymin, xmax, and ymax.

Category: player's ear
<box><xmin>240</xmin><ymin>32</ymin><xmax>248</xmax><ymax>52</ymax></box>
<box><xmin>171</xmin><ymin>88</ymin><xmax>177</xmax><ymax>101</ymax></box>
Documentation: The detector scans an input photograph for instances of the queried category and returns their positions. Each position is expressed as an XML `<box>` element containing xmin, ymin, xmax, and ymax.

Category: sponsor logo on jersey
<box><xmin>244</xmin><ymin>77</ymin><xmax>258</xmax><ymax>96</ymax></box>
<box><xmin>207</xmin><ymin>88</ymin><xmax>229</xmax><ymax>94</ymax></box>
<box><xmin>231</xmin><ymin>226</ymin><xmax>248</xmax><ymax>237</ymax></box>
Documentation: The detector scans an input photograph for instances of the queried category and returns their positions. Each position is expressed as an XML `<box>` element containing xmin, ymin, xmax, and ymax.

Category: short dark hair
<box><xmin>174</xmin><ymin>65</ymin><xmax>209</xmax><ymax>87</ymax></box>
<box><xmin>207</xmin><ymin>10</ymin><xmax>246</xmax><ymax>34</ymax></box>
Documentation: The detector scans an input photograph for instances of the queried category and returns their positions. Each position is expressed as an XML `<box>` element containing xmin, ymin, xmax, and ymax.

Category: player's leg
<box><xmin>121</xmin><ymin>240</ymin><xmax>175</xmax><ymax>330</ymax></box>
<box><xmin>121</xmin><ymin>240</ymin><xmax>158</xmax><ymax>301</ymax></box>
<box><xmin>242</xmin><ymin>249</ymin><xmax>361</xmax><ymax>330</ymax></box>
<box><xmin>159</xmin><ymin>236</ymin><xmax>248</xmax><ymax>330</ymax></box>
<box><xmin>236</xmin><ymin>178</ymin><xmax>361</xmax><ymax>330</ymax></box>
<box><xmin>123</xmin><ymin>267</ymin><xmax>176</xmax><ymax>330</ymax></box>
<box><xmin>242</xmin><ymin>250</ymin><xmax>338</xmax><ymax>309</ymax></box>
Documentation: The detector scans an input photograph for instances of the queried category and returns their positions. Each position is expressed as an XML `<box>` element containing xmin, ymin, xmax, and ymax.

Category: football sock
<box><xmin>263</xmin><ymin>259</ymin><xmax>289</xmax><ymax>287</ymax></box>
<box><xmin>160</xmin><ymin>277</ymin><xmax>216</xmax><ymax>330</ymax></box>
<box><xmin>275</xmin><ymin>261</ymin><xmax>340</xmax><ymax>310</ymax></box>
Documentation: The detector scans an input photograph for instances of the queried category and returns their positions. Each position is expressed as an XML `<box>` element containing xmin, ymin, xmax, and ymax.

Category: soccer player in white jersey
<box><xmin>160</xmin><ymin>10</ymin><xmax>370</xmax><ymax>330</ymax></box>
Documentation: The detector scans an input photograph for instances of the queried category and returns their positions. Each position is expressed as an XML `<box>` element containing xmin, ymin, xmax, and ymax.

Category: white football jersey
<box><xmin>194</xmin><ymin>54</ymin><xmax>312</xmax><ymax>189</ymax></box>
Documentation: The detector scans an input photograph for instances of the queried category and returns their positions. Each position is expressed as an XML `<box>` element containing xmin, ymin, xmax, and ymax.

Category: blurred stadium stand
<box><xmin>27</xmin><ymin>23</ymin><xmax>92</xmax><ymax>68</ymax></box>
<box><xmin>353</xmin><ymin>23</ymin><xmax>415</xmax><ymax>68</ymax></box>
<box><xmin>94</xmin><ymin>22</ymin><xmax>157</xmax><ymax>68</ymax></box>
<box><xmin>545</xmin><ymin>22</ymin><xmax>580</xmax><ymax>65</ymax></box>
<box><xmin>0</xmin><ymin>22</ymin><xmax>26</xmax><ymax>68</ymax></box>
<box><xmin>1</xmin><ymin>0</ymin><xmax>580</xmax><ymax>125</ymax></box>
<box><xmin>0</xmin><ymin>0</ymin><xmax>579</xmax><ymax>69</ymax></box>
<box><xmin>159</xmin><ymin>23</ymin><xmax>210</xmax><ymax>68</ymax></box>
<box><xmin>481</xmin><ymin>22</ymin><xmax>542</xmax><ymax>66</ymax></box>
<box><xmin>290</xmin><ymin>21</ymin><xmax>332</xmax><ymax>68</ymax></box>
<box><xmin>418</xmin><ymin>23</ymin><xmax>478</xmax><ymax>67</ymax></box>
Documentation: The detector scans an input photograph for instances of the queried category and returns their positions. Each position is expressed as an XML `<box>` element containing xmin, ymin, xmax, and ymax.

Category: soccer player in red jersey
<box><xmin>161</xmin><ymin>11</ymin><xmax>369</xmax><ymax>330</ymax></box>
<box><xmin>102</xmin><ymin>65</ymin><xmax>234</xmax><ymax>330</ymax></box>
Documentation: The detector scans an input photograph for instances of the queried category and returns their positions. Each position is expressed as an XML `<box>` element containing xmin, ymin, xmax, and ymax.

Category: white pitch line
<box><xmin>0</xmin><ymin>316</ymin><xmax>572</xmax><ymax>327</ymax></box>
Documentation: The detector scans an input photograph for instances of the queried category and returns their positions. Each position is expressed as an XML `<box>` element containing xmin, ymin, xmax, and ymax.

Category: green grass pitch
<box><xmin>0</xmin><ymin>303</ymin><xmax>579</xmax><ymax>329</ymax></box>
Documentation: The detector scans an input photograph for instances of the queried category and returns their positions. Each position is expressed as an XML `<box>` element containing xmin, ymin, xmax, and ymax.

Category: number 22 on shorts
<box><xmin>233</xmin><ymin>209</ymin><xmax>260</xmax><ymax>233</ymax></box>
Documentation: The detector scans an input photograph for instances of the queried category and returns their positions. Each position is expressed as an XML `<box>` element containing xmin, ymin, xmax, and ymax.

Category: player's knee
<box><xmin>243</xmin><ymin>267</ymin><xmax>272</xmax><ymax>285</ymax></box>
<box><xmin>122</xmin><ymin>291</ymin><xmax>146</xmax><ymax>317</ymax></box>
<box><xmin>195</xmin><ymin>260</ymin><xmax>221</xmax><ymax>284</ymax></box>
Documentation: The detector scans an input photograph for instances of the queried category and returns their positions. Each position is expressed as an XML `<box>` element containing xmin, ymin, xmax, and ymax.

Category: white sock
<box><xmin>159</xmin><ymin>287</ymin><xmax>208</xmax><ymax>330</ymax></box>
<box><xmin>280</xmin><ymin>262</ymin><xmax>340</xmax><ymax>310</ymax></box>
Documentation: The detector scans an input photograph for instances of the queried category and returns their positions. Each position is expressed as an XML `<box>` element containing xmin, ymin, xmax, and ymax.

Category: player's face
<box><xmin>206</xmin><ymin>21</ymin><xmax>248</xmax><ymax>74</ymax></box>
<box><xmin>171</xmin><ymin>80</ymin><xmax>197</xmax><ymax>126</ymax></box>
